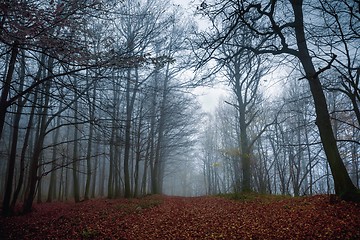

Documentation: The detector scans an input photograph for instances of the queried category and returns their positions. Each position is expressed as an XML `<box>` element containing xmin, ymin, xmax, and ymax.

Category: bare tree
<box><xmin>196</xmin><ymin>0</ymin><xmax>359</xmax><ymax>201</ymax></box>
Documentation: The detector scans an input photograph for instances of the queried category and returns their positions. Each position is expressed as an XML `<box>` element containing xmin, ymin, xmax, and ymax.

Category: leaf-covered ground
<box><xmin>1</xmin><ymin>194</ymin><xmax>360</xmax><ymax>239</ymax></box>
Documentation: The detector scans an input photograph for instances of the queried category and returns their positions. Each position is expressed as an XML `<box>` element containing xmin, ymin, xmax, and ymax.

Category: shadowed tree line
<box><xmin>0</xmin><ymin>0</ymin><xmax>200</xmax><ymax>216</ymax></box>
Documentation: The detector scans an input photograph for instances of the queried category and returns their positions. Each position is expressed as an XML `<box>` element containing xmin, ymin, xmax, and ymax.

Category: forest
<box><xmin>0</xmin><ymin>0</ymin><xmax>360</xmax><ymax>238</ymax></box>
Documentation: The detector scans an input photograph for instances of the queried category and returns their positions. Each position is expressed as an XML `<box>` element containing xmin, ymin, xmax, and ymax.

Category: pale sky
<box><xmin>172</xmin><ymin>0</ymin><xmax>195</xmax><ymax>8</ymax></box>
<box><xmin>193</xmin><ymin>85</ymin><xmax>229</xmax><ymax>113</ymax></box>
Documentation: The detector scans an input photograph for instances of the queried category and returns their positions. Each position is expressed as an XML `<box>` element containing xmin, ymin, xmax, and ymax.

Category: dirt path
<box><xmin>1</xmin><ymin>195</ymin><xmax>360</xmax><ymax>239</ymax></box>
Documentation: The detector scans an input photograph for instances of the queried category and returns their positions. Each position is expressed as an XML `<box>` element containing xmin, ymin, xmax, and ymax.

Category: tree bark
<box><xmin>46</xmin><ymin>103</ymin><xmax>62</xmax><ymax>203</ymax></box>
<box><xmin>2</xmin><ymin>45</ymin><xmax>20</xmax><ymax>216</ymax></box>
<box><xmin>238</xmin><ymin>98</ymin><xmax>251</xmax><ymax>192</ymax></box>
<box><xmin>22</xmin><ymin>78</ymin><xmax>51</xmax><ymax>213</ymax></box>
<box><xmin>133</xmin><ymin>101</ymin><xmax>144</xmax><ymax>197</ymax></box>
<box><xmin>123</xmin><ymin>68</ymin><xmax>139</xmax><ymax>198</ymax></box>
<box><xmin>11</xmin><ymin>89</ymin><xmax>38</xmax><ymax>209</ymax></box>
<box><xmin>72</xmin><ymin>85</ymin><xmax>80</xmax><ymax>203</ymax></box>
<box><xmin>0</xmin><ymin>43</ymin><xmax>18</xmax><ymax>142</ymax></box>
<box><xmin>84</xmin><ymin>74</ymin><xmax>96</xmax><ymax>200</ymax></box>
<box><xmin>123</xmin><ymin>69</ymin><xmax>133</xmax><ymax>198</ymax></box>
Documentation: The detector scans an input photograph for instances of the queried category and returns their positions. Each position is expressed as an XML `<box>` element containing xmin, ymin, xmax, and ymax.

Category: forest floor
<box><xmin>1</xmin><ymin>194</ymin><xmax>360</xmax><ymax>239</ymax></box>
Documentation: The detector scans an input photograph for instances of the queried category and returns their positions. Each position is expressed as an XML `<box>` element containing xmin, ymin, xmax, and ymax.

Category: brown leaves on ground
<box><xmin>1</xmin><ymin>194</ymin><xmax>359</xmax><ymax>239</ymax></box>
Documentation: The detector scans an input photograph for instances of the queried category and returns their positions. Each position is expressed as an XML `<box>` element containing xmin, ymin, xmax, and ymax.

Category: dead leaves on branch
<box><xmin>1</xmin><ymin>194</ymin><xmax>360</xmax><ymax>239</ymax></box>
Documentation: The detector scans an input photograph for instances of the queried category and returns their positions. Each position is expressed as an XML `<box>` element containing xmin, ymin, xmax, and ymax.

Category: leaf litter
<box><xmin>1</xmin><ymin>194</ymin><xmax>359</xmax><ymax>239</ymax></box>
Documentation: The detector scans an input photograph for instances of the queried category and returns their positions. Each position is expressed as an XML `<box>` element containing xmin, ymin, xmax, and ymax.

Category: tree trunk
<box><xmin>292</xmin><ymin>0</ymin><xmax>359</xmax><ymax>200</ymax></box>
<box><xmin>37</xmin><ymin>160</ymin><xmax>43</xmax><ymax>203</ymax></box>
<box><xmin>239</xmin><ymin>105</ymin><xmax>251</xmax><ymax>192</ymax></box>
<box><xmin>21</xmin><ymin>54</ymin><xmax>54</xmax><ymax>213</ymax></box>
<box><xmin>141</xmin><ymin>127</ymin><xmax>152</xmax><ymax>195</ymax></box>
<box><xmin>22</xmin><ymin>82</ymin><xmax>51</xmax><ymax>213</ymax></box>
<box><xmin>123</xmin><ymin>73</ymin><xmax>132</xmax><ymax>198</ymax></box>
<box><xmin>0</xmin><ymin>43</ymin><xmax>18</xmax><ymax>142</ymax></box>
<box><xmin>72</xmin><ymin>91</ymin><xmax>80</xmax><ymax>203</ymax></box>
<box><xmin>133</xmin><ymin>101</ymin><xmax>144</xmax><ymax>197</ymax></box>
<box><xmin>11</xmin><ymin>89</ymin><xmax>38</xmax><ymax>209</ymax></box>
<box><xmin>152</xmin><ymin>59</ymin><xmax>172</xmax><ymax>194</ymax></box>
<box><xmin>46</xmin><ymin>104</ymin><xmax>62</xmax><ymax>203</ymax></box>
<box><xmin>123</xmin><ymin>68</ymin><xmax>139</xmax><ymax>198</ymax></box>
<box><xmin>234</xmin><ymin>66</ymin><xmax>251</xmax><ymax>192</ymax></box>
<box><xmin>108</xmin><ymin>127</ymin><xmax>115</xmax><ymax>198</ymax></box>
<box><xmin>2</xmin><ymin>48</ymin><xmax>23</xmax><ymax>216</ymax></box>
<box><xmin>84</xmin><ymin>76</ymin><xmax>96</xmax><ymax>200</ymax></box>
<box><xmin>91</xmin><ymin>148</ymin><xmax>99</xmax><ymax>198</ymax></box>
<box><xmin>2</xmin><ymin>108</ymin><xmax>19</xmax><ymax>213</ymax></box>
<box><xmin>148</xmin><ymin>71</ymin><xmax>158</xmax><ymax>195</ymax></box>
